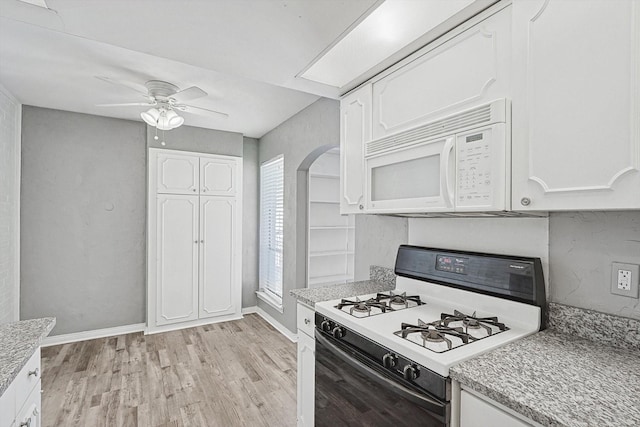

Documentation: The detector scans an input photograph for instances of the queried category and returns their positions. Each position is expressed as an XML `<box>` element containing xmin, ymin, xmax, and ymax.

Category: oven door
<box><xmin>315</xmin><ymin>331</ymin><xmax>450</xmax><ymax>427</ymax></box>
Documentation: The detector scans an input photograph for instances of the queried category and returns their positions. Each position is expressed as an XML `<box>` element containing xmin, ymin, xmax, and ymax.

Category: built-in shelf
<box><xmin>307</xmin><ymin>149</ymin><xmax>354</xmax><ymax>288</ymax></box>
<box><xmin>308</xmin><ymin>274</ymin><xmax>353</xmax><ymax>286</ymax></box>
<box><xmin>309</xmin><ymin>200</ymin><xmax>340</xmax><ymax>204</ymax></box>
<box><xmin>309</xmin><ymin>225</ymin><xmax>354</xmax><ymax>230</ymax></box>
<box><xmin>309</xmin><ymin>250</ymin><xmax>355</xmax><ymax>257</ymax></box>
<box><xmin>310</xmin><ymin>173</ymin><xmax>340</xmax><ymax>179</ymax></box>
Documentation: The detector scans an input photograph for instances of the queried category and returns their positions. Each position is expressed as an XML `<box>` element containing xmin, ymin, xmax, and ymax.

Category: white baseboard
<box><xmin>252</xmin><ymin>306</ymin><xmax>298</xmax><ymax>343</ymax></box>
<box><xmin>42</xmin><ymin>323</ymin><xmax>146</xmax><ymax>347</ymax></box>
<box><xmin>241</xmin><ymin>306</ymin><xmax>257</xmax><ymax>315</ymax></box>
<box><xmin>145</xmin><ymin>314</ymin><xmax>243</xmax><ymax>335</ymax></box>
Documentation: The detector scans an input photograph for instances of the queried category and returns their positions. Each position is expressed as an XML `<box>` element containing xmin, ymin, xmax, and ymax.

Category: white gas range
<box><xmin>313</xmin><ymin>245</ymin><xmax>546</xmax><ymax>427</ymax></box>
<box><xmin>315</xmin><ymin>278</ymin><xmax>542</xmax><ymax>378</ymax></box>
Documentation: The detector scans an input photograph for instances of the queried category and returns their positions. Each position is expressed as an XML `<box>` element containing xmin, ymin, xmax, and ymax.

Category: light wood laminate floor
<box><xmin>41</xmin><ymin>314</ymin><xmax>297</xmax><ymax>427</ymax></box>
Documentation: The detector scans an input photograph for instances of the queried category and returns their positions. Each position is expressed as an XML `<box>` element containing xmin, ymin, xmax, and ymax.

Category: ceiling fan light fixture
<box><xmin>141</xmin><ymin>107</ymin><xmax>184</xmax><ymax>130</ymax></box>
<box><xmin>140</xmin><ymin>108</ymin><xmax>160</xmax><ymax>126</ymax></box>
<box><xmin>165</xmin><ymin>109</ymin><xmax>184</xmax><ymax>129</ymax></box>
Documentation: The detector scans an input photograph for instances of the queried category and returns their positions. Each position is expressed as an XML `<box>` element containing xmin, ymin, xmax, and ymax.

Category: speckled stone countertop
<box><xmin>0</xmin><ymin>317</ymin><xmax>56</xmax><ymax>396</ymax></box>
<box><xmin>290</xmin><ymin>265</ymin><xmax>396</xmax><ymax>307</ymax></box>
<box><xmin>451</xmin><ymin>304</ymin><xmax>640</xmax><ymax>427</ymax></box>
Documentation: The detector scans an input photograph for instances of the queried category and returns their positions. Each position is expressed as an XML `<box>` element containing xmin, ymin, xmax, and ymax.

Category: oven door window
<box><xmin>315</xmin><ymin>332</ymin><xmax>449</xmax><ymax>427</ymax></box>
<box><xmin>365</xmin><ymin>136</ymin><xmax>455</xmax><ymax>213</ymax></box>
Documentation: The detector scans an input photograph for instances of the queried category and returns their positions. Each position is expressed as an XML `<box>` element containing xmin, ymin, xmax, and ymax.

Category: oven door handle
<box><xmin>315</xmin><ymin>331</ymin><xmax>448</xmax><ymax>420</ymax></box>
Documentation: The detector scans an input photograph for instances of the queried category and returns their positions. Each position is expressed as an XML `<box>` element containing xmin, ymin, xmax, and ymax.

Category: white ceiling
<box><xmin>0</xmin><ymin>0</ymin><xmax>380</xmax><ymax>138</ymax></box>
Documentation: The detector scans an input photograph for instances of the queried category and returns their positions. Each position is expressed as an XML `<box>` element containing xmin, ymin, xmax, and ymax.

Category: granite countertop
<box><xmin>290</xmin><ymin>280</ymin><xmax>395</xmax><ymax>307</ymax></box>
<box><xmin>450</xmin><ymin>329</ymin><xmax>640</xmax><ymax>427</ymax></box>
<box><xmin>0</xmin><ymin>317</ymin><xmax>56</xmax><ymax>396</ymax></box>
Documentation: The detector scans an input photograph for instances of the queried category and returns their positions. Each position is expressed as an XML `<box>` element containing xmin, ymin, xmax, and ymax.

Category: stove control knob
<box><xmin>332</xmin><ymin>326</ymin><xmax>345</xmax><ymax>339</ymax></box>
<box><xmin>320</xmin><ymin>320</ymin><xmax>332</xmax><ymax>332</ymax></box>
<box><xmin>382</xmin><ymin>353</ymin><xmax>397</xmax><ymax>369</ymax></box>
<box><xmin>403</xmin><ymin>364</ymin><xmax>419</xmax><ymax>381</ymax></box>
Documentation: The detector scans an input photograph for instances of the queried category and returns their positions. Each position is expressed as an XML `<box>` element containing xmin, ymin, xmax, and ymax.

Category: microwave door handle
<box><xmin>441</xmin><ymin>137</ymin><xmax>455</xmax><ymax>208</ymax></box>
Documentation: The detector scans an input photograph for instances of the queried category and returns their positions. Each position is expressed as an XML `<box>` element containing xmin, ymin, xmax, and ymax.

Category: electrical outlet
<box><xmin>611</xmin><ymin>262</ymin><xmax>639</xmax><ymax>298</ymax></box>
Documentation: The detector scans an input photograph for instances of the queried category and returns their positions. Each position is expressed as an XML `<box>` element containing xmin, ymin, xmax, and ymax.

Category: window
<box><xmin>259</xmin><ymin>155</ymin><xmax>284</xmax><ymax>307</ymax></box>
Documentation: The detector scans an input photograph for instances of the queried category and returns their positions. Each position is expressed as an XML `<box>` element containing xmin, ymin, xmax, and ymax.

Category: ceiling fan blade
<box><xmin>177</xmin><ymin>104</ymin><xmax>229</xmax><ymax>118</ymax></box>
<box><xmin>95</xmin><ymin>76</ymin><xmax>149</xmax><ymax>97</ymax></box>
<box><xmin>170</xmin><ymin>86</ymin><xmax>207</xmax><ymax>103</ymax></box>
<box><xmin>96</xmin><ymin>102</ymin><xmax>153</xmax><ymax>107</ymax></box>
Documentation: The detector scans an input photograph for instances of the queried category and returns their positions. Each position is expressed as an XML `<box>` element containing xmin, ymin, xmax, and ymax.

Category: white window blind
<box><xmin>259</xmin><ymin>155</ymin><xmax>284</xmax><ymax>302</ymax></box>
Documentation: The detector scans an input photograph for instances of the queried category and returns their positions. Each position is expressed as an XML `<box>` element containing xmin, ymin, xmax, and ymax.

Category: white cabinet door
<box><xmin>199</xmin><ymin>197</ymin><xmax>238</xmax><ymax>319</ymax></box>
<box><xmin>15</xmin><ymin>381</ymin><xmax>41</xmax><ymax>427</ymax></box>
<box><xmin>340</xmin><ymin>84</ymin><xmax>371</xmax><ymax>214</ymax></box>
<box><xmin>200</xmin><ymin>156</ymin><xmax>238</xmax><ymax>196</ymax></box>
<box><xmin>511</xmin><ymin>0</ymin><xmax>640</xmax><ymax>210</ymax></box>
<box><xmin>156</xmin><ymin>152</ymin><xmax>200</xmax><ymax>195</ymax></box>
<box><xmin>460</xmin><ymin>390</ymin><xmax>532</xmax><ymax>427</ymax></box>
<box><xmin>296</xmin><ymin>331</ymin><xmax>315</xmax><ymax>427</ymax></box>
<box><xmin>156</xmin><ymin>194</ymin><xmax>199</xmax><ymax>326</ymax></box>
<box><xmin>371</xmin><ymin>5</ymin><xmax>511</xmax><ymax>139</ymax></box>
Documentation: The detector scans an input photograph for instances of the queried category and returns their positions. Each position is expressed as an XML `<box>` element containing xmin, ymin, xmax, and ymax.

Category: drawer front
<box><xmin>16</xmin><ymin>380</ymin><xmax>41</xmax><ymax>427</ymax></box>
<box><xmin>0</xmin><ymin>379</ymin><xmax>16</xmax><ymax>426</ymax></box>
<box><xmin>15</xmin><ymin>350</ymin><xmax>41</xmax><ymax>407</ymax></box>
<box><xmin>296</xmin><ymin>303</ymin><xmax>315</xmax><ymax>338</ymax></box>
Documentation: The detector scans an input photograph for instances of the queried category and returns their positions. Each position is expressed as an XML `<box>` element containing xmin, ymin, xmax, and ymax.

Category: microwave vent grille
<box><xmin>366</xmin><ymin>103</ymin><xmax>493</xmax><ymax>156</ymax></box>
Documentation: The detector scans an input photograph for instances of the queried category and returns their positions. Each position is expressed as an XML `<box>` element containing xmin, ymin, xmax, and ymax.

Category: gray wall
<box><xmin>242</xmin><ymin>137</ymin><xmax>259</xmax><ymax>307</ymax></box>
<box><xmin>354</xmin><ymin>215</ymin><xmax>408</xmax><ymax>281</ymax></box>
<box><xmin>0</xmin><ymin>86</ymin><xmax>20</xmax><ymax>324</ymax></box>
<box><xmin>147</xmin><ymin>123</ymin><xmax>242</xmax><ymax>156</ymax></box>
<box><xmin>258</xmin><ymin>98</ymin><xmax>340</xmax><ymax>333</ymax></box>
<box><xmin>549</xmin><ymin>211</ymin><xmax>640</xmax><ymax>320</ymax></box>
<box><xmin>21</xmin><ymin>106</ymin><xmax>147</xmax><ymax>335</ymax></box>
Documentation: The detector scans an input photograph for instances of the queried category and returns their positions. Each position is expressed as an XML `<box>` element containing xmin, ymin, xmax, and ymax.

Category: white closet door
<box><xmin>157</xmin><ymin>152</ymin><xmax>199</xmax><ymax>194</ymax></box>
<box><xmin>199</xmin><ymin>196</ymin><xmax>237</xmax><ymax>319</ymax></box>
<box><xmin>200</xmin><ymin>157</ymin><xmax>238</xmax><ymax>196</ymax></box>
<box><xmin>156</xmin><ymin>194</ymin><xmax>199</xmax><ymax>325</ymax></box>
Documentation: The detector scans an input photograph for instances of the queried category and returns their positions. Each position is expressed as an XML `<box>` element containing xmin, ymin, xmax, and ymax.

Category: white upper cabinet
<box><xmin>371</xmin><ymin>5</ymin><xmax>512</xmax><ymax>140</ymax></box>
<box><xmin>511</xmin><ymin>0</ymin><xmax>640</xmax><ymax>210</ymax></box>
<box><xmin>157</xmin><ymin>152</ymin><xmax>200</xmax><ymax>195</ymax></box>
<box><xmin>200</xmin><ymin>157</ymin><xmax>238</xmax><ymax>196</ymax></box>
<box><xmin>340</xmin><ymin>83</ymin><xmax>372</xmax><ymax>214</ymax></box>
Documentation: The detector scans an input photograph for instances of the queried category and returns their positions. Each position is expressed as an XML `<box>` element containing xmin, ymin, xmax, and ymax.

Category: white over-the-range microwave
<box><xmin>365</xmin><ymin>98</ymin><xmax>511</xmax><ymax>215</ymax></box>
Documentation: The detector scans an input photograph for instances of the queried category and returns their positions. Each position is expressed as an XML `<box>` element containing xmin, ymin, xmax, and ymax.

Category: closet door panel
<box><xmin>199</xmin><ymin>196</ymin><xmax>236</xmax><ymax>318</ymax></box>
<box><xmin>200</xmin><ymin>157</ymin><xmax>238</xmax><ymax>196</ymax></box>
<box><xmin>156</xmin><ymin>194</ymin><xmax>199</xmax><ymax>325</ymax></box>
<box><xmin>157</xmin><ymin>153</ymin><xmax>199</xmax><ymax>194</ymax></box>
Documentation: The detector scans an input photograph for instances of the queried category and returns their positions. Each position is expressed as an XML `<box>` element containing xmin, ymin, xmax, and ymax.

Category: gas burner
<box><xmin>441</xmin><ymin>310</ymin><xmax>508</xmax><ymax>336</ymax></box>
<box><xmin>376</xmin><ymin>291</ymin><xmax>424</xmax><ymax>309</ymax></box>
<box><xmin>394</xmin><ymin>319</ymin><xmax>475</xmax><ymax>352</ymax></box>
<box><xmin>335</xmin><ymin>297</ymin><xmax>389</xmax><ymax>317</ymax></box>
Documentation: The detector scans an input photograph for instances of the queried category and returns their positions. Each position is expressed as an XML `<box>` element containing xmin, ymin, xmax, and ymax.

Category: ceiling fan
<box><xmin>95</xmin><ymin>77</ymin><xmax>228</xmax><ymax>130</ymax></box>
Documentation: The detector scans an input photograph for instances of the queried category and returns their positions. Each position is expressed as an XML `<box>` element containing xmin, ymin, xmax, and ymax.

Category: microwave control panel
<box><xmin>457</xmin><ymin>129</ymin><xmax>493</xmax><ymax>206</ymax></box>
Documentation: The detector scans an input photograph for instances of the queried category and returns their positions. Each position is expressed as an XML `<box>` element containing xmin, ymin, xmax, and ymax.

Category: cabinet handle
<box><xmin>304</xmin><ymin>318</ymin><xmax>310</xmax><ymax>325</ymax></box>
<box><xmin>200</xmin><ymin>240</ymin><xmax>204</xmax><ymax>244</ymax></box>
<box><xmin>194</xmin><ymin>240</ymin><xmax>198</xmax><ymax>244</ymax></box>
<box><xmin>28</xmin><ymin>368</ymin><xmax>39</xmax><ymax>378</ymax></box>
<box><xmin>358</xmin><ymin>204</ymin><xmax>364</xmax><ymax>210</ymax></box>
<box><xmin>520</xmin><ymin>197</ymin><xmax>531</xmax><ymax>206</ymax></box>
<box><xmin>33</xmin><ymin>407</ymin><xmax>39</xmax><ymax>416</ymax></box>
<box><xmin>192</xmin><ymin>189</ymin><xmax>196</xmax><ymax>192</ymax></box>
<box><xmin>202</xmin><ymin>189</ymin><xmax>207</xmax><ymax>193</ymax></box>
<box><xmin>20</xmin><ymin>419</ymin><xmax>31</xmax><ymax>427</ymax></box>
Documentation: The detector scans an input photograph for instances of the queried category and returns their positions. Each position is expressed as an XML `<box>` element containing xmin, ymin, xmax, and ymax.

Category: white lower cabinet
<box><xmin>460</xmin><ymin>390</ymin><xmax>534</xmax><ymax>427</ymax></box>
<box><xmin>296</xmin><ymin>303</ymin><xmax>315</xmax><ymax>427</ymax></box>
<box><xmin>148</xmin><ymin>149</ymin><xmax>242</xmax><ymax>333</ymax></box>
<box><xmin>1</xmin><ymin>348</ymin><xmax>42</xmax><ymax>427</ymax></box>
